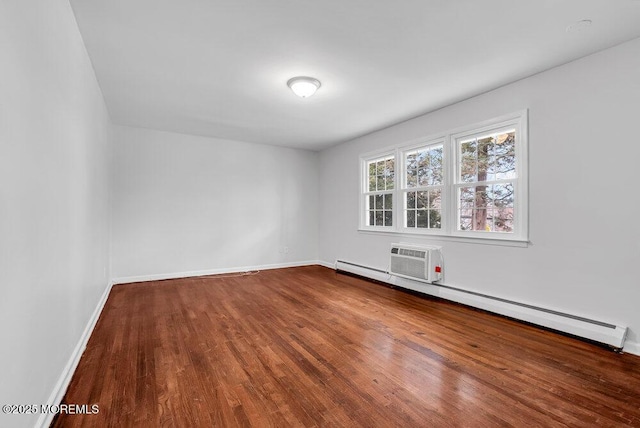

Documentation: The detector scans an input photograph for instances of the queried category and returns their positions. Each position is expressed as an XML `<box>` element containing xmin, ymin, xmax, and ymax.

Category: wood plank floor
<box><xmin>54</xmin><ymin>265</ymin><xmax>640</xmax><ymax>427</ymax></box>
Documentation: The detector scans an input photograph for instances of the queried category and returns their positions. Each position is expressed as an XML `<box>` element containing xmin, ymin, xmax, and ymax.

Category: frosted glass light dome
<box><xmin>287</xmin><ymin>76</ymin><xmax>321</xmax><ymax>98</ymax></box>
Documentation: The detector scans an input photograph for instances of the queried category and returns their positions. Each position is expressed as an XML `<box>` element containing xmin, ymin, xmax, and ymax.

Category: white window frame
<box><xmin>400</xmin><ymin>139</ymin><xmax>446</xmax><ymax>235</ymax></box>
<box><xmin>360</xmin><ymin>152</ymin><xmax>396</xmax><ymax>231</ymax></box>
<box><xmin>359</xmin><ymin>110</ymin><xmax>528</xmax><ymax>244</ymax></box>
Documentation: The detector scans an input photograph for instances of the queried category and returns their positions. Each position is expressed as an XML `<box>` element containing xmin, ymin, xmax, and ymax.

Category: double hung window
<box><xmin>364</xmin><ymin>155</ymin><xmax>395</xmax><ymax>227</ymax></box>
<box><xmin>403</xmin><ymin>143</ymin><xmax>444</xmax><ymax>230</ymax></box>
<box><xmin>456</xmin><ymin>128</ymin><xmax>516</xmax><ymax>233</ymax></box>
<box><xmin>360</xmin><ymin>111</ymin><xmax>528</xmax><ymax>243</ymax></box>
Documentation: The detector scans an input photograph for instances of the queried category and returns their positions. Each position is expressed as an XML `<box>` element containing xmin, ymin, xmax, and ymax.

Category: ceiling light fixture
<box><xmin>287</xmin><ymin>76</ymin><xmax>321</xmax><ymax>98</ymax></box>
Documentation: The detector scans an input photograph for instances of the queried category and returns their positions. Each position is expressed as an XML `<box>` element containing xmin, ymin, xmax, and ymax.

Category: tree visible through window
<box><xmin>458</xmin><ymin>130</ymin><xmax>516</xmax><ymax>233</ymax></box>
<box><xmin>365</xmin><ymin>155</ymin><xmax>394</xmax><ymax>227</ymax></box>
<box><xmin>360</xmin><ymin>111</ymin><xmax>527</xmax><ymax>241</ymax></box>
<box><xmin>404</xmin><ymin>144</ymin><xmax>443</xmax><ymax>229</ymax></box>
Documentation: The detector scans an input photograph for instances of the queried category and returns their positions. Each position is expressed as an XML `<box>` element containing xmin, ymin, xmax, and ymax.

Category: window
<box><xmin>363</xmin><ymin>154</ymin><xmax>395</xmax><ymax>227</ymax></box>
<box><xmin>360</xmin><ymin>111</ymin><xmax>528</xmax><ymax>242</ymax></box>
<box><xmin>456</xmin><ymin>128</ymin><xmax>516</xmax><ymax>233</ymax></box>
<box><xmin>403</xmin><ymin>143</ymin><xmax>443</xmax><ymax>230</ymax></box>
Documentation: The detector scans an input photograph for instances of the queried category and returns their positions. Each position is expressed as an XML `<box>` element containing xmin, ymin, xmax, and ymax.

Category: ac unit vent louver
<box><xmin>389</xmin><ymin>243</ymin><xmax>442</xmax><ymax>283</ymax></box>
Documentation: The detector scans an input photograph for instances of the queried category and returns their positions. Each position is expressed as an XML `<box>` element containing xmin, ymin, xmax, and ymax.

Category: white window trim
<box><xmin>360</xmin><ymin>151</ymin><xmax>396</xmax><ymax>231</ymax></box>
<box><xmin>399</xmin><ymin>139</ymin><xmax>446</xmax><ymax>234</ymax></box>
<box><xmin>358</xmin><ymin>110</ymin><xmax>529</xmax><ymax>245</ymax></box>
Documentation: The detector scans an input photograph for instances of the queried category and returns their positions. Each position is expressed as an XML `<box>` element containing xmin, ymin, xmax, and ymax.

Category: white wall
<box><xmin>0</xmin><ymin>1</ymin><xmax>111</xmax><ymax>427</ymax></box>
<box><xmin>111</xmin><ymin>126</ymin><xmax>318</xmax><ymax>280</ymax></box>
<box><xmin>1</xmin><ymin>3</ymin><xmax>636</xmax><ymax>425</ymax></box>
<box><xmin>319</xmin><ymin>37</ymin><xmax>640</xmax><ymax>351</ymax></box>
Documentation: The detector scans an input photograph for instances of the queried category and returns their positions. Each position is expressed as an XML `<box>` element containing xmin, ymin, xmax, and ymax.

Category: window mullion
<box><xmin>444</xmin><ymin>134</ymin><xmax>455</xmax><ymax>236</ymax></box>
<box><xmin>360</xmin><ymin>110</ymin><xmax>527</xmax><ymax>240</ymax></box>
<box><xmin>394</xmin><ymin>148</ymin><xmax>400</xmax><ymax>231</ymax></box>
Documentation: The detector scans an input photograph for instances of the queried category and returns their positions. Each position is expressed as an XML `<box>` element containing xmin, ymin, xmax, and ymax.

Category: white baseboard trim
<box><xmin>316</xmin><ymin>260</ymin><xmax>336</xmax><ymax>269</ymax></box>
<box><xmin>112</xmin><ymin>260</ymin><xmax>323</xmax><ymax>285</ymax></box>
<box><xmin>35</xmin><ymin>280</ymin><xmax>114</xmax><ymax>428</ymax></box>
<box><xmin>623</xmin><ymin>340</ymin><xmax>640</xmax><ymax>356</ymax></box>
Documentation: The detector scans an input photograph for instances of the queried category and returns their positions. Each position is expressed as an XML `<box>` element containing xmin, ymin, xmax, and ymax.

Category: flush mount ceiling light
<box><xmin>287</xmin><ymin>76</ymin><xmax>321</xmax><ymax>98</ymax></box>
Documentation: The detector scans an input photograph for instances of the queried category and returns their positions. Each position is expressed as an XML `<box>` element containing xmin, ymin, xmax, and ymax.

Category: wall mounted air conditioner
<box><xmin>389</xmin><ymin>243</ymin><xmax>443</xmax><ymax>283</ymax></box>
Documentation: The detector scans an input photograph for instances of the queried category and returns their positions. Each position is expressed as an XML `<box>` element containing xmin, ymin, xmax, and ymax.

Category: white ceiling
<box><xmin>70</xmin><ymin>0</ymin><xmax>640</xmax><ymax>151</ymax></box>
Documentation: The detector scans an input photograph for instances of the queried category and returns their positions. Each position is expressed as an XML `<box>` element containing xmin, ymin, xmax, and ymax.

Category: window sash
<box><xmin>400</xmin><ymin>141</ymin><xmax>445</xmax><ymax>231</ymax></box>
<box><xmin>366</xmin><ymin>155</ymin><xmax>395</xmax><ymax>193</ymax></box>
<box><xmin>455</xmin><ymin>127</ymin><xmax>517</xmax><ymax>185</ymax></box>
<box><xmin>362</xmin><ymin>153</ymin><xmax>396</xmax><ymax>229</ymax></box>
<box><xmin>359</xmin><ymin>111</ymin><xmax>527</xmax><ymax>242</ymax></box>
<box><xmin>454</xmin><ymin>180</ymin><xmax>517</xmax><ymax>234</ymax></box>
<box><xmin>403</xmin><ymin>143</ymin><xmax>444</xmax><ymax>189</ymax></box>
<box><xmin>403</xmin><ymin>186</ymin><xmax>444</xmax><ymax>230</ymax></box>
<box><xmin>450</xmin><ymin>119</ymin><xmax>525</xmax><ymax>240</ymax></box>
<box><xmin>364</xmin><ymin>191</ymin><xmax>394</xmax><ymax>227</ymax></box>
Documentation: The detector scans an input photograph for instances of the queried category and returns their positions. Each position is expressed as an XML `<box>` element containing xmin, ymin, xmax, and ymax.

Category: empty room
<box><xmin>2</xmin><ymin>0</ymin><xmax>640</xmax><ymax>427</ymax></box>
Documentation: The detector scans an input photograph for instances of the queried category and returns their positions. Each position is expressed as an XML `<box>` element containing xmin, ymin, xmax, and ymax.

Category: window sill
<box><xmin>357</xmin><ymin>228</ymin><xmax>529</xmax><ymax>248</ymax></box>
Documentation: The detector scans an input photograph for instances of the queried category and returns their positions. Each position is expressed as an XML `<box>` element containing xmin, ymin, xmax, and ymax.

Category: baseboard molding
<box><xmin>623</xmin><ymin>340</ymin><xmax>640</xmax><ymax>356</ymax></box>
<box><xmin>316</xmin><ymin>260</ymin><xmax>336</xmax><ymax>270</ymax></box>
<box><xmin>35</xmin><ymin>280</ymin><xmax>114</xmax><ymax>428</ymax></box>
<box><xmin>332</xmin><ymin>259</ymin><xmax>629</xmax><ymax>350</ymax></box>
<box><xmin>112</xmin><ymin>260</ymin><xmax>323</xmax><ymax>285</ymax></box>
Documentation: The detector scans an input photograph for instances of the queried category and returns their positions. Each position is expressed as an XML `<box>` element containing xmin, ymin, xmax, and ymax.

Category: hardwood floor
<box><xmin>53</xmin><ymin>266</ymin><xmax>640</xmax><ymax>427</ymax></box>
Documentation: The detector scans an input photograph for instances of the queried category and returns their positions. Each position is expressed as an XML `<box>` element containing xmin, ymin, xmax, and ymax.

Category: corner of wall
<box><xmin>623</xmin><ymin>339</ymin><xmax>640</xmax><ymax>357</ymax></box>
<box><xmin>34</xmin><ymin>280</ymin><xmax>114</xmax><ymax>428</ymax></box>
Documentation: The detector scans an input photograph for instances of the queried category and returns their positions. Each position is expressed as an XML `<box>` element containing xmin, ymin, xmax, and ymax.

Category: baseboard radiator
<box><xmin>335</xmin><ymin>258</ymin><xmax>628</xmax><ymax>350</ymax></box>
